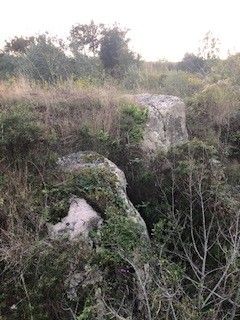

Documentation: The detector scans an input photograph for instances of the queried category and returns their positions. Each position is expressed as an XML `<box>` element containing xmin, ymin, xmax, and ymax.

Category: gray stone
<box><xmin>57</xmin><ymin>152</ymin><xmax>127</xmax><ymax>191</ymax></box>
<box><xmin>135</xmin><ymin>94</ymin><xmax>188</xmax><ymax>152</ymax></box>
<box><xmin>57</xmin><ymin>151</ymin><xmax>148</xmax><ymax>236</ymax></box>
<box><xmin>53</xmin><ymin>151</ymin><xmax>150</xmax><ymax>304</ymax></box>
<box><xmin>49</xmin><ymin>197</ymin><xmax>102</xmax><ymax>240</ymax></box>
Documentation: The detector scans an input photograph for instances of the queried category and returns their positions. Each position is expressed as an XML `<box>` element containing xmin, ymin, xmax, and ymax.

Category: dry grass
<box><xmin>0</xmin><ymin>78</ymin><xmax>133</xmax><ymax>145</ymax></box>
<box><xmin>0</xmin><ymin>78</ymin><xmax>133</xmax><ymax>271</ymax></box>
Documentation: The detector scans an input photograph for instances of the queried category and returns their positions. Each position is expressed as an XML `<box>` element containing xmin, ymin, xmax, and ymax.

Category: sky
<box><xmin>1</xmin><ymin>0</ymin><xmax>240</xmax><ymax>61</ymax></box>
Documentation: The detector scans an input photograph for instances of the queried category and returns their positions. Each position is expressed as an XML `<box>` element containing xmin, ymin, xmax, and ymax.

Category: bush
<box><xmin>99</xmin><ymin>26</ymin><xmax>138</xmax><ymax>78</ymax></box>
<box><xmin>19</xmin><ymin>35</ymin><xmax>72</xmax><ymax>83</ymax></box>
<box><xmin>162</xmin><ymin>70</ymin><xmax>204</xmax><ymax>98</ymax></box>
<box><xmin>0</xmin><ymin>108</ymin><xmax>46</xmax><ymax>159</ymax></box>
<box><xmin>1</xmin><ymin>239</ymin><xmax>95</xmax><ymax>320</ymax></box>
<box><xmin>177</xmin><ymin>53</ymin><xmax>209</xmax><ymax>74</ymax></box>
<box><xmin>148</xmin><ymin>140</ymin><xmax>239</xmax><ymax>317</ymax></box>
<box><xmin>0</xmin><ymin>54</ymin><xmax>19</xmax><ymax>79</ymax></box>
<box><xmin>120</xmin><ymin>103</ymin><xmax>148</xmax><ymax>145</ymax></box>
<box><xmin>214</xmin><ymin>53</ymin><xmax>240</xmax><ymax>85</ymax></box>
<box><xmin>187</xmin><ymin>81</ymin><xmax>239</xmax><ymax>141</ymax></box>
<box><xmin>72</xmin><ymin>53</ymin><xmax>105</xmax><ymax>84</ymax></box>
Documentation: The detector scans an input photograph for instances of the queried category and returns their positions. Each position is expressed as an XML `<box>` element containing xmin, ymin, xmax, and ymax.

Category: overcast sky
<box><xmin>1</xmin><ymin>0</ymin><xmax>240</xmax><ymax>61</ymax></box>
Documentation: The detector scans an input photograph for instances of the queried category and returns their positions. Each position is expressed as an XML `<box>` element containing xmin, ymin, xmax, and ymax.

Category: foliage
<box><xmin>187</xmin><ymin>81</ymin><xmax>239</xmax><ymax>141</ymax></box>
<box><xmin>198</xmin><ymin>31</ymin><xmax>220</xmax><ymax>60</ymax></box>
<box><xmin>71</xmin><ymin>53</ymin><xmax>104</xmax><ymax>82</ymax></box>
<box><xmin>1</xmin><ymin>25</ymin><xmax>240</xmax><ymax>319</ymax></box>
<box><xmin>70</xmin><ymin>20</ymin><xmax>105</xmax><ymax>56</ymax></box>
<box><xmin>0</xmin><ymin>238</ymin><xmax>96</xmax><ymax>320</ymax></box>
<box><xmin>162</xmin><ymin>70</ymin><xmax>204</xmax><ymax>98</ymax></box>
<box><xmin>120</xmin><ymin>103</ymin><xmax>148</xmax><ymax>144</ymax></box>
<box><xmin>221</xmin><ymin>110</ymin><xmax>240</xmax><ymax>160</ymax></box>
<box><xmin>19</xmin><ymin>34</ymin><xmax>72</xmax><ymax>82</ymax></box>
<box><xmin>99</xmin><ymin>26</ymin><xmax>138</xmax><ymax>78</ymax></box>
<box><xmin>148</xmin><ymin>140</ymin><xmax>240</xmax><ymax>317</ymax></box>
<box><xmin>4</xmin><ymin>36</ymin><xmax>35</xmax><ymax>55</ymax></box>
<box><xmin>177</xmin><ymin>53</ymin><xmax>208</xmax><ymax>74</ymax></box>
<box><xmin>0</xmin><ymin>107</ymin><xmax>46</xmax><ymax>159</ymax></box>
<box><xmin>214</xmin><ymin>53</ymin><xmax>240</xmax><ymax>85</ymax></box>
<box><xmin>0</xmin><ymin>53</ymin><xmax>19</xmax><ymax>79</ymax></box>
<box><xmin>100</xmin><ymin>215</ymin><xmax>145</xmax><ymax>254</ymax></box>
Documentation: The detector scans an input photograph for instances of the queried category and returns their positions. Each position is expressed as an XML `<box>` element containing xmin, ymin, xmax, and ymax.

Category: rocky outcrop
<box><xmin>135</xmin><ymin>94</ymin><xmax>188</xmax><ymax>152</ymax></box>
<box><xmin>50</xmin><ymin>151</ymin><xmax>148</xmax><ymax>240</ymax></box>
<box><xmin>49</xmin><ymin>151</ymin><xmax>150</xmax><ymax>307</ymax></box>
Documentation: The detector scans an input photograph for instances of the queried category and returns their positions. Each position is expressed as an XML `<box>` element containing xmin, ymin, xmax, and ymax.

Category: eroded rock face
<box><xmin>51</xmin><ymin>151</ymin><xmax>150</xmax><ymax>305</ymax></box>
<box><xmin>52</xmin><ymin>151</ymin><xmax>148</xmax><ymax>239</ymax></box>
<box><xmin>135</xmin><ymin>94</ymin><xmax>188</xmax><ymax>152</ymax></box>
<box><xmin>49</xmin><ymin>197</ymin><xmax>102</xmax><ymax>240</ymax></box>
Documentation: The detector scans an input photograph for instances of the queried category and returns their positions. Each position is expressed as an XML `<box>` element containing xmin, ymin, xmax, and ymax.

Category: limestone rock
<box><xmin>135</xmin><ymin>94</ymin><xmax>188</xmax><ymax>152</ymax></box>
<box><xmin>53</xmin><ymin>151</ymin><xmax>150</xmax><ymax>305</ymax></box>
<box><xmin>57</xmin><ymin>152</ymin><xmax>127</xmax><ymax>191</ymax></box>
<box><xmin>57</xmin><ymin>151</ymin><xmax>148</xmax><ymax>237</ymax></box>
<box><xmin>49</xmin><ymin>197</ymin><xmax>102</xmax><ymax>240</ymax></box>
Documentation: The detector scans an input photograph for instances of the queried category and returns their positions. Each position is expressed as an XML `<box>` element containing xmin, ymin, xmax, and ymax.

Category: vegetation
<box><xmin>1</xmin><ymin>24</ymin><xmax>240</xmax><ymax>319</ymax></box>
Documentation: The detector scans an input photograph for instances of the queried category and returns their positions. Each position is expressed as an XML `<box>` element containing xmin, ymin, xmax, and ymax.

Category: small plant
<box><xmin>120</xmin><ymin>103</ymin><xmax>148</xmax><ymax>145</ymax></box>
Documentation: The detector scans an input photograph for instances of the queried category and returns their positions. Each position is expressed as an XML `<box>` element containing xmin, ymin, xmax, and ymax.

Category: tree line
<box><xmin>0</xmin><ymin>22</ymin><xmax>221</xmax><ymax>83</ymax></box>
<box><xmin>0</xmin><ymin>22</ymin><xmax>140</xmax><ymax>82</ymax></box>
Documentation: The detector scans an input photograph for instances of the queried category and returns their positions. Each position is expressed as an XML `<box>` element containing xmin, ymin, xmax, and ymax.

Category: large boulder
<box><xmin>135</xmin><ymin>94</ymin><xmax>188</xmax><ymax>152</ymax></box>
<box><xmin>50</xmin><ymin>151</ymin><xmax>148</xmax><ymax>240</ymax></box>
<box><xmin>49</xmin><ymin>151</ymin><xmax>150</xmax><ymax>308</ymax></box>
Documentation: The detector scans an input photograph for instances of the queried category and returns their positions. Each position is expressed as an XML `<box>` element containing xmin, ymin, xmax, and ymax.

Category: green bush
<box><xmin>221</xmin><ymin>111</ymin><xmax>240</xmax><ymax>160</ymax></box>
<box><xmin>1</xmin><ymin>239</ymin><xmax>95</xmax><ymax>320</ymax></box>
<box><xmin>19</xmin><ymin>35</ymin><xmax>72</xmax><ymax>83</ymax></box>
<box><xmin>0</xmin><ymin>54</ymin><xmax>19</xmax><ymax>79</ymax></box>
<box><xmin>120</xmin><ymin>103</ymin><xmax>148</xmax><ymax>145</ymax></box>
<box><xmin>186</xmin><ymin>81</ymin><xmax>239</xmax><ymax>141</ymax></box>
<box><xmin>0</xmin><ymin>108</ymin><xmax>46</xmax><ymax>159</ymax></box>
<box><xmin>162</xmin><ymin>70</ymin><xmax>204</xmax><ymax>98</ymax></box>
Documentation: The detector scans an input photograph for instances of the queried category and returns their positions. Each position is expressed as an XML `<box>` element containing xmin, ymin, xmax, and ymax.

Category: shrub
<box><xmin>0</xmin><ymin>107</ymin><xmax>46</xmax><ymax>160</ymax></box>
<box><xmin>99</xmin><ymin>26</ymin><xmax>138</xmax><ymax>79</ymax></box>
<box><xmin>162</xmin><ymin>70</ymin><xmax>204</xmax><ymax>98</ymax></box>
<box><xmin>0</xmin><ymin>54</ymin><xmax>19</xmax><ymax>79</ymax></box>
<box><xmin>186</xmin><ymin>81</ymin><xmax>239</xmax><ymax>141</ymax></box>
<box><xmin>19</xmin><ymin>35</ymin><xmax>72</xmax><ymax>83</ymax></box>
<box><xmin>72</xmin><ymin>53</ymin><xmax>105</xmax><ymax>84</ymax></box>
<box><xmin>177</xmin><ymin>53</ymin><xmax>209</xmax><ymax>74</ymax></box>
<box><xmin>1</xmin><ymin>238</ymin><xmax>95</xmax><ymax>320</ymax></box>
<box><xmin>120</xmin><ymin>103</ymin><xmax>148</xmax><ymax>145</ymax></box>
<box><xmin>221</xmin><ymin>110</ymin><xmax>240</xmax><ymax>160</ymax></box>
<box><xmin>147</xmin><ymin>140</ymin><xmax>240</xmax><ymax>317</ymax></box>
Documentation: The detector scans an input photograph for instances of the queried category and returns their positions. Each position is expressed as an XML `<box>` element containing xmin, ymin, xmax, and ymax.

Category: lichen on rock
<box><xmin>50</xmin><ymin>151</ymin><xmax>148</xmax><ymax>241</ymax></box>
<box><xmin>135</xmin><ymin>93</ymin><xmax>188</xmax><ymax>153</ymax></box>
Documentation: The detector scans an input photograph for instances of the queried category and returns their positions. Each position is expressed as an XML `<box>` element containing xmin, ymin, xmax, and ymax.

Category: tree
<box><xmin>4</xmin><ymin>36</ymin><xmax>35</xmax><ymax>55</ymax></box>
<box><xmin>215</xmin><ymin>53</ymin><xmax>240</xmax><ymax>85</ymax></box>
<box><xmin>99</xmin><ymin>26</ymin><xmax>137</xmax><ymax>78</ymax></box>
<box><xmin>69</xmin><ymin>20</ymin><xmax>105</xmax><ymax>56</ymax></box>
<box><xmin>177</xmin><ymin>53</ymin><xmax>207</xmax><ymax>74</ymax></box>
<box><xmin>198</xmin><ymin>31</ymin><xmax>220</xmax><ymax>60</ymax></box>
<box><xmin>69</xmin><ymin>22</ymin><xmax>139</xmax><ymax>79</ymax></box>
<box><xmin>20</xmin><ymin>34</ymin><xmax>72</xmax><ymax>82</ymax></box>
